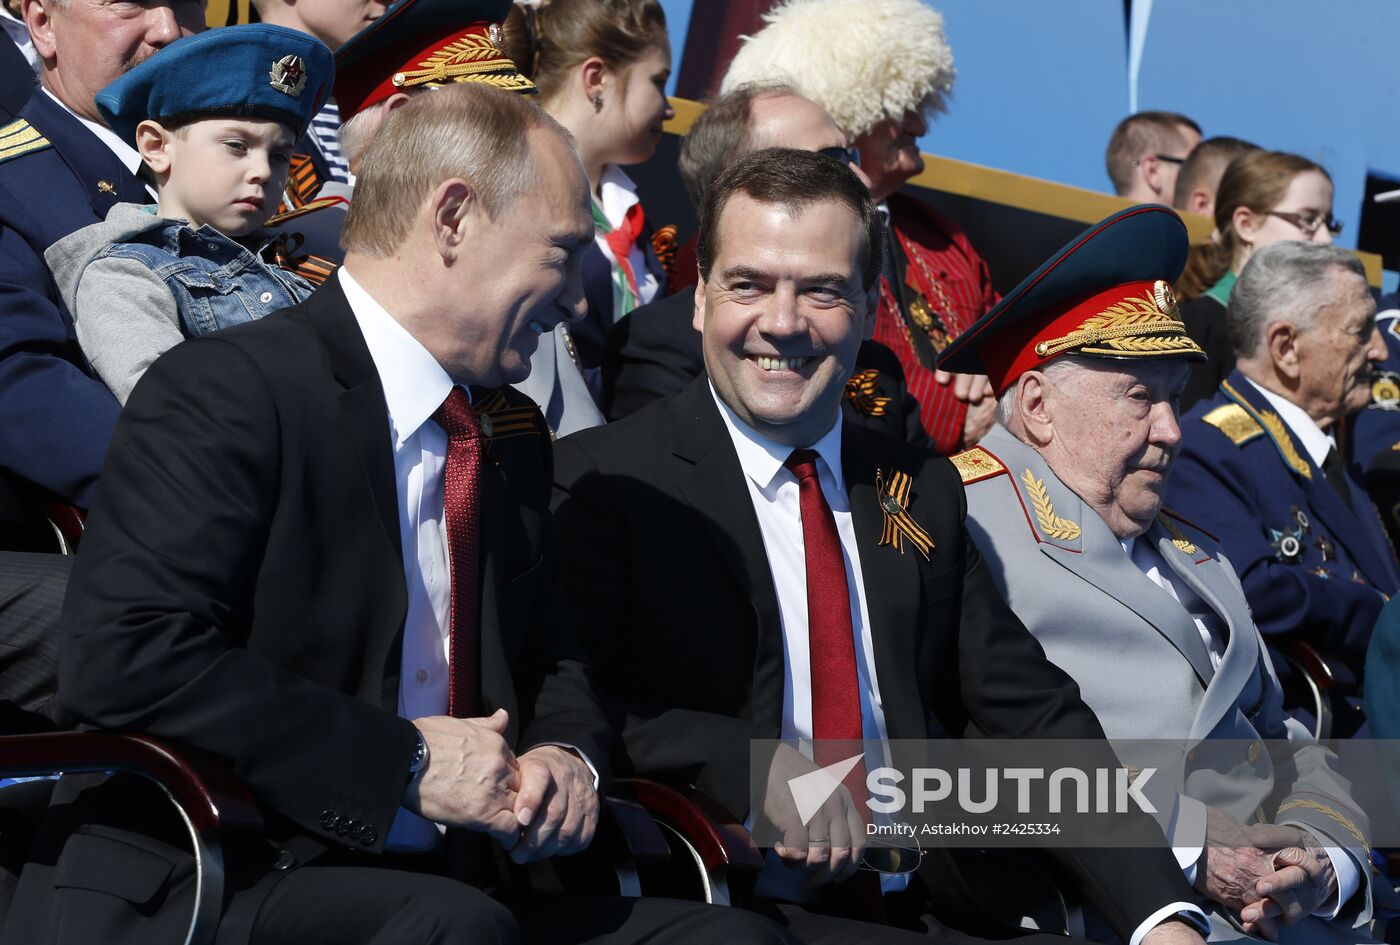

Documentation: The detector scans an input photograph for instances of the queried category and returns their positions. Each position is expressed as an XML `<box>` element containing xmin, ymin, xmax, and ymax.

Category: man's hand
<box><xmin>1193</xmin><ymin>808</ymin><xmax>1277</xmax><ymax>913</ymax></box>
<box><xmin>402</xmin><ymin>709</ymin><xmax>521</xmax><ymax>847</ymax></box>
<box><xmin>507</xmin><ymin>745</ymin><xmax>600</xmax><ymax>864</ymax></box>
<box><xmin>934</xmin><ymin>370</ymin><xmax>996</xmax><ymax>448</ymax></box>
<box><xmin>1237</xmin><ymin>824</ymin><xmax>1338</xmax><ymax>939</ymax></box>
<box><xmin>1140</xmin><ymin>918</ymin><xmax>1207</xmax><ymax>945</ymax></box>
<box><xmin>762</xmin><ymin>744</ymin><xmax>866</xmax><ymax>886</ymax></box>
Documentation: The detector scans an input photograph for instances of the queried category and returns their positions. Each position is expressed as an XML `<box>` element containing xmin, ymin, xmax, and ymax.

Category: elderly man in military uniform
<box><xmin>938</xmin><ymin>207</ymin><xmax>1373</xmax><ymax>944</ymax></box>
<box><xmin>1166</xmin><ymin>243</ymin><xmax>1397</xmax><ymax>706</ymax></box>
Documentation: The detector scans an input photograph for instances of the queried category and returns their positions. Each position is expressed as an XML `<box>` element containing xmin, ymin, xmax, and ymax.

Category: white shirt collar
<box><xmin>710</xmin><ymin>382</ymin><xmax>844</xmax><ymax>493</ymax></box>
<box><xmin>339</xmin><ymin>267</ymin><xmax>459</xmax><ymax>448</ymax></box>
<box><xmin>596</xmin><ymin>164</ymin><xmax>640</xmax><ymax>229</ymax></box>
<box><xmin>41</xmin><ymin>86</ymin><xmax>143</xmax><ymax>175</ymax></box>
<box><xmin>0</xmin><ymin>6</ymin><xmax>37</xmax><ymax>71</ymax></box>
<box><xmin>1244</xmin><ymin>376</ymin><xmax>1335</xmax><ymax>467</ymax></box>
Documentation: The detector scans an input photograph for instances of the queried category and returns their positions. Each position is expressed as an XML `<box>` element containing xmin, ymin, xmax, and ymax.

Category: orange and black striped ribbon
<box><xmin>844</xmin><ymin>368</ymin><xmax>892</xmax><ymax>416</ymax></box>
<box><xmin>876</xmin><ymin>468</ymin><xmax>934</xmax><ymax>560</ymax></box>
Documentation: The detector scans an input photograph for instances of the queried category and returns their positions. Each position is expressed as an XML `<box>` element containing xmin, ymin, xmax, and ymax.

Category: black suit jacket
<box><xmin>600</xmin><ymin>290</ymin><xmax>930</xmax><ymax>447</ymax></box>
<box><xmin>551</xmin><ymin>377</ymin><xmax>1196</xmax><ymax>942</ymax></box>
<box><xmin>7</xmin><ymin>279</ymin><xmax>611</xmax><ymax>945</ymax></box>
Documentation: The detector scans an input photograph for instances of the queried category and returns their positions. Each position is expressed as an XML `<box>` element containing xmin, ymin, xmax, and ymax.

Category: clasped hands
<box><xmin>761</xmin><ymin>743</ymin><xmax>868</xmax><ymax>886</ymax></box>
<box><xmin>1194</xmin><ymin>807</ymin><xmax>1338</xmax><ymax>940</ymax></box>
<box><xmin>403</xmin><ymin>710</ymin><xmax>598</xmax><ymax>864</ymax></box>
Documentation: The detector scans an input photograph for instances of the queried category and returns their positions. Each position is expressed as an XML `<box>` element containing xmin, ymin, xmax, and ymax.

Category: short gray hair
<box><xmin>995</xmin><ymin>355</ymin><xmax>1089</xmax><ymax>428</ymax></box>
<box><xmin>1228</xmin><ymin>241</ymin><xmax>1367</xmax><ymax>359</ymax></box>
<box><xmin>342</xmin><ymin>84</ymin><xmax>564</xmax><ymax>257</ymax></box>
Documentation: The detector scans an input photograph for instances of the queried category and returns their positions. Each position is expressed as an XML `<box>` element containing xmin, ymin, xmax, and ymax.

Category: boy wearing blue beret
<box><xmin>45</xmin><ymin>24</ymin><xmax>334</xmax><ymax>404</ymax></box>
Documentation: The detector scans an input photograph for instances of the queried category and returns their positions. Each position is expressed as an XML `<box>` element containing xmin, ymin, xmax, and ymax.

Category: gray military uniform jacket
<box><xmin>960</xmin><ymin>424</ymin><xmax>1372</xmax><ymax>934</ymax></box>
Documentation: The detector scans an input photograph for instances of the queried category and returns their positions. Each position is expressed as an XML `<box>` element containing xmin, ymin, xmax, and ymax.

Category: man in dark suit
<box><xmin>602</xmin><ymin>83</ymin><xmax>926</xmax><ymax>446</ymax></box>
<box><xmin>6</xmin><ymin>86</ymin><xmax>798</xmax><ymax>945</ymax></box>
<box><xmin>552</xmin><ymin>148</ymin><xmax>1209</xmax><ymax>945</ymax></box>
<box><xmin>0</xmin><ymin>0</ymin><xmax>203</xmax><ymax>508</ymax></box>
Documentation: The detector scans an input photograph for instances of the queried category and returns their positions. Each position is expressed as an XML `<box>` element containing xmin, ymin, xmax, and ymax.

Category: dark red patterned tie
<box><xmin>433</xmin><ymin>387</ymin><xmax>483</xmax><ymax>719</ymax></box>
<box><xmin>786</xmin><ymin>450</ymin><xmax>885</xmax><ymax>921</ymax></box>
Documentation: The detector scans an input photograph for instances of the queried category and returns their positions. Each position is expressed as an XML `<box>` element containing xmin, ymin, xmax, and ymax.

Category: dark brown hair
<box><xmin>698</xmin><ymin>147</ymin><xmax>883</xmax><ymax>291</ymax></box>
<box><xmin>515</xmin><ymin>0</ymin><xmax>667</xmax><ymax>102</ymax></box>
<box><xmin>1176</xmin><ymin>149</ymin><xmax>1329</xmax><ymax>300</ymax></box>
<box><xmin>1105</xmin><ymin>110</ymin><xmax>1201</xmax><ymax>195</ymax></box>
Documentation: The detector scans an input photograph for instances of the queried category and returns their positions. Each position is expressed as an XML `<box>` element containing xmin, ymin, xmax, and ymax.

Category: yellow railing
<box><xmin>665</xmin><ymin>97</ymin><xmax>1384</xmax><ymax>287</ymax></box>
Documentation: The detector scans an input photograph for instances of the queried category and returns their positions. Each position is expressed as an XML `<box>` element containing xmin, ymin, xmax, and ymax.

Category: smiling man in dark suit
<box><xmin>551</xmin><ymin>147</ymin><xmax>1210</xmax><ymax>945</ymax></box>
<box><xmin>9</xmin><ymin>85</ymin><xmax>800</xmax><ymax>945</ymax></box>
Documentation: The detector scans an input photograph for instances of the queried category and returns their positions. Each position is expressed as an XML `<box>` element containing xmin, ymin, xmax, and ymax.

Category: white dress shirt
<box><xmin>1123</xmin><ymin>534</ymin><xmax>1359</xmax><ymax>917</ymax></box>
<box><xmin>341</xmin><ymin>267</ymin><xmax>459</xmax><ymax>851</ymax></box>
<box><xmin>1246</xmin><ymin>377</ymin><xmax>1335</xmax><ymax>468</ymax></box>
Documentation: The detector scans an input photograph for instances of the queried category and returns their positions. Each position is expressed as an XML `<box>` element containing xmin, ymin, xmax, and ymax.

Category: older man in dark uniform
<box><xmin>0</xmin><ymin>0</ymin><xmax>202</xmax><ymax>508</ymax></box>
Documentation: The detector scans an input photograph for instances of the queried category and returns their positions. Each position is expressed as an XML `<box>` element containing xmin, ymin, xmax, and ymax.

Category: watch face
<box><xmin>410</xmin><ymin>732</ymin><xmax>429</xmax><ymax>774</ymax></box>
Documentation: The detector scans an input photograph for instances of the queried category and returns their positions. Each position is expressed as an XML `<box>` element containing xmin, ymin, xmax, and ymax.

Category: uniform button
<box><xmin>320</xmin><ymin>809</ymin><xmax>337</xmax><ymax>830</ymax></box>
<box><xmin>259</xmin><ymin>291</ymin><xmax>273</xmax><ymax>303</ymax></box>
<box><xmin>359</xmin><ymin>826</ymin><xmax>377</xmax><ymax>846</ymax></box>
<box><xmin>346</xmin><ymin>822</ymin><xmax>363</xmax><ymax>842</ymax></box>
<box><xmin>272</xmin><ymin>849</ymin><xmax>296</xmax><ymax>870</ymax></box>
<box><xmin>1247</xmin><ymin>741</ymin><xmax>1262</xmax><ymax>764</ymax></box>
<box><xmin>416</xmin><ymin>669</ymin><xmax>428</xmax><ymax>684</ymax></box>
<box><xmin>333</xmin><ymin>816</ymin><xmax>349</xmax><ymax>835</ymax></box>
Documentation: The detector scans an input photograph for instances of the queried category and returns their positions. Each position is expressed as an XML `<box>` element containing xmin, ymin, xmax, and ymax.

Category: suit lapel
<box><xmin>1151</xmin><ymin>523</ymin><xmax>1255</xmax><ymax>738</ymax></box>
<box><xmin>1223</xmin><ymin>374</ymin><xmax>1397</xmax><ymax>589</ymax></box>
<box><xmin>998</xmin><ymin>442</ymin><xmax>1217</xmax><ymax>686</ymax></box>
<box><xmin>22</xmin><ymin>91</ymin><xmax>147</xmax><ymax>212</ymax></box>
<box><xmin>669</xmin><ymin>378</ymin><xmax>785</xmax><ymax>730</ymax></box>
<box><xmin>303</xmin><ymin>278</ymin><xmax>403</xmax><ymax>565</ymax></box>
<box><xmin>841</xmin><ymin>426</ymin><xmax>926</xmax><ymax>740</ymax></box>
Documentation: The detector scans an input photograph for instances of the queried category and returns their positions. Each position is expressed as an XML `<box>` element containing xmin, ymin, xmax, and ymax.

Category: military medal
<box><xmin>1269</xmin><ymin>527</ymin><xmax>1305</xmax><ymax>564</ymax></box>
<box><xmin>1315</xmin><ymin>535</ymin><xmax>1336</xmax><ymax>562</ymax></box>
<box><xmin>875</xmin><ymin>468</ymin><xmax>934</xmax><ymax>560</ymax></box>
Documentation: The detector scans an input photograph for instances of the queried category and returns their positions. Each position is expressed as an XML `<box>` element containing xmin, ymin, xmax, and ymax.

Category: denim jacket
<box><xmin>47</xmin><ymin>203</ymin><xmax>315</xmax><ymax>403</ymax></box>
<box><xmin>104</xmin><ymin>217</ymin><xmax>312</xmax><ymax>337</ymax></box>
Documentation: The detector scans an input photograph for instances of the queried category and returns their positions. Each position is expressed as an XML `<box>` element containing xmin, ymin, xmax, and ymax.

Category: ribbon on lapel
<box><xmin>876</xmin><ymin>468</ymin><xmax>933</xmax><ymax>559</ymax></box>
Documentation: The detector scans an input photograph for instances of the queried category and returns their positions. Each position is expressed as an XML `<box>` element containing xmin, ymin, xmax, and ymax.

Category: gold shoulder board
<box><xmin>1201</xmin><ymin>403</ymin><xmax>1263</xmax><ymax>446</ymax></box>
<box><xmin>950</xmin><ymin>446</ymin><xmax>1007</xmax><ymax>485</ymax></box>
<box><xmin>0</xmin><ymin>119</ymin><xmax>51</xmax><ymax>166</ymax></box>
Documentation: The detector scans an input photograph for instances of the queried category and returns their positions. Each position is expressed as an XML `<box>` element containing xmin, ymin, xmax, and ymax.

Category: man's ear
<box><xmin>135</xmin><ymin>120</ymin><xmax>173</xmax><ymax>176</ymax></box>
<box><xmin>692</xmin><ymin>278</ymin><xmax>706</xmax><ymax>333</ymax></box>
<box><xmin>430</xmin><ymin>178</ymin><xmax>476</xmax><ymax>261</ymax></box>
<box><xmin>1264</xmin><ymin>320</ymin><xmax>1302</xmax><ymax>381</ymax></box>
<box><xmin>383</xmin><ymin>91</ymin><xmax>413</xmax><ymax>113</ymax></box>
<box><xmin>1187</xmin><ymin>189</ymin><xmax>1212</xmax><ymax>217</ymax></box>
<box><xmin>1016</xmin><ymin>373</ymin><xmax>1053</xmax><ymax>445</ymax></box>
<box><xmin>23</xmin><ymin>0</ymin><xmax>57</xmax><ymax>61</ymax></box>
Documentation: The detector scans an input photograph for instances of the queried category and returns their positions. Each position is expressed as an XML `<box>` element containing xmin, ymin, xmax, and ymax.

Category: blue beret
<box><xmin>935</xmin><ymin>204</ymin><xmax>1202</xmax><ymax>393</ymax></box>
<box><xmin>96</xmin><ymin>24</ymin><xmax>335</xmax><ymax>145</ymax></box>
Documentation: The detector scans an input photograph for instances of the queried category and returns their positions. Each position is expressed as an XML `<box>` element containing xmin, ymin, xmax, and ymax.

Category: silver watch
<box><xmin>408</xmin><ymin>730</ymin><xmax>429</xmax><ymax>780</ymax></box>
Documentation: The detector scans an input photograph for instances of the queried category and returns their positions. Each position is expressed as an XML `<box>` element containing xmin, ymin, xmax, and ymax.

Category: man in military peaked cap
<box><xmin>942</xmin><ymin>206</ymin><xmax>1374</xmax><ymax>944</ymax></box>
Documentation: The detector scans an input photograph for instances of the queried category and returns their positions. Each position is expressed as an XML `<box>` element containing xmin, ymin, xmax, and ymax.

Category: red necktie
<box><xmin>433</xmin><ymin>387</ymin><xmax>483</xmax><ymax>718</ymax></box>
<box><xmin>785</xmin><ymin>450</ymin><xmax>885</xmax><ymax>921</ymax></box>
<box><xmin>605</xmin><ymin>202</ymin><xmax>646</xmax><ymax>299</ymax></box>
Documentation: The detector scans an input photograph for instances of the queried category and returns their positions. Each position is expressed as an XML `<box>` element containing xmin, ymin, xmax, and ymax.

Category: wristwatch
<box><xmin>408</xmin><ymin>730</ymin><xmax>429</xmax><ymax>781</ymax></box>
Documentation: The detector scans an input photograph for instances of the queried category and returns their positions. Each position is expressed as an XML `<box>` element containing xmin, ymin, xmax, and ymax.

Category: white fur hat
<box><xmin>719</xmin><ymin>0</ymin><xmax>955</xmax><ymax>139</ymax></box>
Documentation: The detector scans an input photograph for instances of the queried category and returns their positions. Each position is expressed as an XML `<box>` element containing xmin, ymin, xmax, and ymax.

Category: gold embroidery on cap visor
<box><xmin>1033</xmin><ymin>280</ymin><xmax>1203</xmax><ymax>361</ymax></box>
<box><xmin>390</xmin><ymin>31</ymin><xmax>536</xmax><ymax>94</ymax></box>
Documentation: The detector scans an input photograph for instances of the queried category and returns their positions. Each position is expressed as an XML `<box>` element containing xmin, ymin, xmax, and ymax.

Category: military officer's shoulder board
<box><xmin>0</xmin><ymin>119</ymin><xmax>52</xmax><ymax>167</ymax></box>
<box><xmin>949</xmin><ymin>446</ymin><xmax>1007</xmax><ymax>485</ymax></box>
<box><xmin>1200</xmin><ymin>403</ymin><xmax>1264</xmax><ymax>446</ymax></box>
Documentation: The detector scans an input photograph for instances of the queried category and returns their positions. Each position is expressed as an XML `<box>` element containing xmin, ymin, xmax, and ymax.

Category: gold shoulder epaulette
<box><xmin>949</xmin><ymin>446</ymin><xmax>1007</xmax><ymax>485</ymax></box>
<box><xmin>1201</xmin><ymin>403</ymin><xmax>1263</xmax><ymax>446</ymax></box>
<box><xmin>0</xmin><ymin>119</ymin><xmax>51</xmax><ymax>166</ymax></box>
<box><xmin>265</xmin><ymin>195</ymin><xmax>347</xmax><ymax>227</ymax></box>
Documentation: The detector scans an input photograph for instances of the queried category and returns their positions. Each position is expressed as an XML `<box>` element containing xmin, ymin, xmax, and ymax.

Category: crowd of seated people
<box><xmin>0</xmin><ymin>0</ymin><xmax>1398</xmax><ymax>943</ymax></box>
